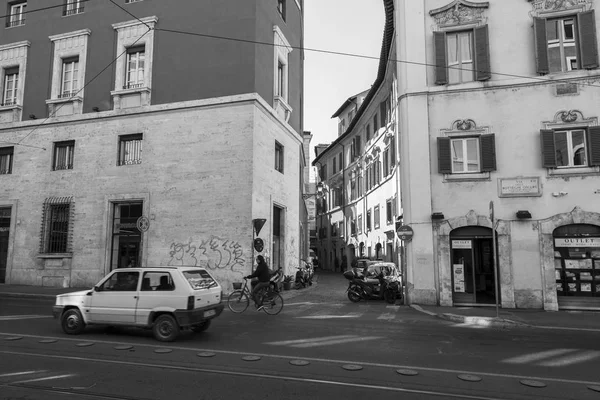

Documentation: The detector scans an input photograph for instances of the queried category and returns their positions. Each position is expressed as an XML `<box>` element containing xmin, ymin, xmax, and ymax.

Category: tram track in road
<box><xmin>1</xmin><ymin>334</ymin><xmax>600</xmax><ymax>400</ymax></box>
<box><xmin>0</xmin><ymin>350</ymin><xmax>577</xmax><ymax>400</ymax></box>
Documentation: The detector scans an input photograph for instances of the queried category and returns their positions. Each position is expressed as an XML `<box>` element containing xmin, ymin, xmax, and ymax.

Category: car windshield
<box><xmin>183</xmin><ymin>269</ymin><xmax>218</xmax><ymax>290</ymax></box>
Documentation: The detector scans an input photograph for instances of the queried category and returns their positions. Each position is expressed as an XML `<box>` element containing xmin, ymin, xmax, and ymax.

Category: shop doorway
<box><xmin>110</xmin><ymin>202</ymin><xmax>143</xmax><ymax>270</ymax></box>
<box><xmin>451</xmin><ymin>226</ymin><xmax>498</xmax><ymax>305</ymax></box>
<box><xmin>554</xmin><ymin>224</ymin><xmax>600</xmax><ymax>310</ymax></box>
<box><xmin>0</xmin><ymin>207</ymin><xmax>10</xmax><ymax>283</ymax></box>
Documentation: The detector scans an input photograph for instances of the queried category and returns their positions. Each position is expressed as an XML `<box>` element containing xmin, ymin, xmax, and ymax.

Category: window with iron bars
<box><xmin>40</xmin><ymin>199</ymin><xmax>72</xmax><ymax>254</ymax></box>
<box><xmin>119</xmin><ymin>134</ymin><xmax>142</xmax><ymax>165</ymax></box>
<box><xmin>53</xmin><ymin>140</ymin><xmax>74</xmax><ymax>170</ymax></box>
<box><xmin>63</xmin><ymin>0</ymin><xmax>85</xmax><ymax>16</ymax></box>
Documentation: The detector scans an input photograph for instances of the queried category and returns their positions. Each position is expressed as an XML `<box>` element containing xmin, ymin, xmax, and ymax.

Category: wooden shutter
<box><xmin>534</xmin><ymin>18</ymin><xmax>549</xmax><ymax>74</ymax></box>
<box><xmin>577</xmin><ymin>10</ymin><xmax>599</xmax><ymax>69</ymax></box>
<box><xmin>434</xmin><ymin>31</ymin><xmax>448</xmax><ymax>85</ymax></box>
<box><xmin>540</xmin><ymin>129</ymin><xmax>557</xmax><ymax>168</ymax></box>
<box><xmin>474</xmin><ymin>25</ymin><xmax>491</xmax><ymax>81</ymax></box>
<box><xmin>588</xmin><ymin>126</ymin><xmax>600</xmax><ymax>166</ymax></box>
<box><xmin>437</xmin><ymin>137</ymin><xmax>452</xmax><ymax>173</ymax></box>
<box><xmin>479</xmin><ymin>134</ymin><xmax>496</xmax><ymax>172</ymax></box>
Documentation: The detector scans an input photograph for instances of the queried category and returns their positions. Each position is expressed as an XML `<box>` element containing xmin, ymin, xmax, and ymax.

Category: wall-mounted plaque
<box><xmin>498</xmin><ymin>177</ymin><xmax>542</xmax><ymax>197</ymax></box>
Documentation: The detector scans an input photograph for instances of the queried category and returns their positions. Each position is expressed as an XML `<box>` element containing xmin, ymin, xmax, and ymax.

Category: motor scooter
<box><xmin>343</xmin><ymin>270</ymin><xmax>386</xmax><ymax>302</ymax></box>
<box><xmin>294</xmin><ymin>265</ymin><xmax>309</xmax><ymax>289</ymax></box>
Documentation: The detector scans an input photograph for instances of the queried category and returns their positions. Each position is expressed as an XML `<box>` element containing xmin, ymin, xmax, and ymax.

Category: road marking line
<box><xmin>292</xmin><ymin>336</ymin><xmax>381</xmax><ymax>348</ymax></box>
<box><xmin>13</xmin><ymin>374</ymin><xmax>74</xmax><ymax>384</ymax></box>
<box><xmin>377</xmin><ymin>313</ymin><xmax>396</xmax><ymax>321</ymax></box>
<box><xmin>537</xmin><ymin>351</ymin><xmax>600</xmax><ymax>367</ymax></box>
<box><xmin>0</xmin><ymin>370</ymin><xmax>45</xmax><ymax>378</ymax></box>
<box><xmin>2</xmin><ymin>334</ymin><xmax>600</xmax><ymax>387</ymax></box>
<box><xmin>0</xmin><ymin>315</ymin><xmax>52</xmax><ymax>321</ymax></box>
<box><xmin>0</xmin><ymin>351</ymin><xmax>506</xmax><ymax>400</ymax></box>
<box><xmin>266</xmin><ymin>335</ymin><xmax>355</xmax><ymax>346</ymax></box>
<box><xmin>503</xmin><ymin>348</ymin><xmax>577</xmax><ymax>364</ymax></box>
<box><xmin>297</xmin><ymin>313</ymin><xmax>363</xmax><ymax>319</ymax></box>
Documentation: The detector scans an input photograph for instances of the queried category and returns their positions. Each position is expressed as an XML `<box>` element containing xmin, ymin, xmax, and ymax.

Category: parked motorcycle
<box><xmin>344</xmin><ymin>270</ymin><xmax>386</xmax><ymax>302</ymax></box>
<box><xmin>295</xmin><ymin>265</ymin><xmax>309</xmax><ymax>289</ymax></box>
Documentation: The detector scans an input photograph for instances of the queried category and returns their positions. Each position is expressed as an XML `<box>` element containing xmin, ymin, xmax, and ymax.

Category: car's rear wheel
<box><xmin>61</xmin><ymin>308</ymin><xmax>86</xmax><ymax>335</ymax></box>
<box><xmin>153</xmin><ymin>314</ymin><xmax>179</xmax><ymax>342</ymax></box>
<box><xmin>191</xmin><ymin>319</ymin><xmax>211</xmax><ymax>333</ymax></box>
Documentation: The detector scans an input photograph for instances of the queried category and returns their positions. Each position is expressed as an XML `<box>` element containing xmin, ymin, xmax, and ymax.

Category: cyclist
<box><xmin>245</xmin><ymin>255</ymin><xmax>271</xmax><ymax>310</ymax></box>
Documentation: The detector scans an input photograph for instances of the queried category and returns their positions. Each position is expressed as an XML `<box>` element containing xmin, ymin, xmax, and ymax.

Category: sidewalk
<box><xmin>410</xmin><ymin>304</ymin><xmax>600</xmax><ymax>332</ymax></box>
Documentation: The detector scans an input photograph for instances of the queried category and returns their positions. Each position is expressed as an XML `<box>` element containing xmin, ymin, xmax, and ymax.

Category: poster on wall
<box><xmin>564</xmin><ymin>259</ymin><xmax>593</xmax><ymax>269</ymax></box>
<box><xmin>453</xmin><ymin>264</ymin><xmax>465</xmax><ymax>292</ymax></box>
<box><xmin>581</xmin><ymin>283</ymin><xmax>592</xmax><ymax>292</ymax></box>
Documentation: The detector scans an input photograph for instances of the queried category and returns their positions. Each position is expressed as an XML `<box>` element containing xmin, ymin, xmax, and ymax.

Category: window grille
<box><xmin>39</xmin><ymin>197</ymin><xmax>73</xmax><ymax>253</ymax></box>
<box><xmin>119</xmin><ymin>134</ymin><xmax>143</xmax><ymax>165</ymax></box>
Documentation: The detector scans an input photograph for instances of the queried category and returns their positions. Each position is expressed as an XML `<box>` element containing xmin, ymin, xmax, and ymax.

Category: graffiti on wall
<box><xmin>168</xmin><ymin>236</ymin><xmax>245</xmax><ymax>272</ymax></box>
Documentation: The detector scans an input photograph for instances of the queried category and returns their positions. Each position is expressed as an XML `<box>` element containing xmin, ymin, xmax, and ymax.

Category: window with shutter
<box><xmin>540</xmin><ymin>128</ymin><xmax>598</xmax><ymax>168</ymax></box>
<box><xmin>480</xmin><ymin>134</ymin><xmax>496</xmax><ymax>172</ymax></box>
<box><xmin>438</xmin><ymin>134</ymin><xmax>497</xmax><ymax>174</ymax></box>
<box><xmin>588</xmin><ymin>126</ymin><xmax>600</xmax><ymax>166</ymax></box>
<box><xmin>437</xmin><ymin>137</ymin><xmax>452</xmax><ymax>173</ymax></box>
<box><xmin>434</xmin><ymin>25</ymin><xmax>491</xmax><ymax>85</ymax></box>
<box><xmin>434</xmin><ymin>31</ymin><xmax>448</xmax><ymax>85</ymax></box>
<box><xmin>474</xmin><ymin>25</ymin><xmax>491</xmax><ymax>81</ymax></box>
<box><xmin>535</xmin><ymin>11</ymin><xmax>598</xmax><ymax>74</ymax></box>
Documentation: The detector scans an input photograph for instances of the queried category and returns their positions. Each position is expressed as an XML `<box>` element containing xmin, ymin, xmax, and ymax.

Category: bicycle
<box><xmin>227</xmin><ymin>278</ymin><xmax>284</xmax><ymax>315</ymax></box>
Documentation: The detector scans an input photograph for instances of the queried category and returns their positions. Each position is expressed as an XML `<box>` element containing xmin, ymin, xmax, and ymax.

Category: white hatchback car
<box><xmin>53</xmin><ymin>266</ymin><xmax>224</xmax><ymax>342</ymax></box>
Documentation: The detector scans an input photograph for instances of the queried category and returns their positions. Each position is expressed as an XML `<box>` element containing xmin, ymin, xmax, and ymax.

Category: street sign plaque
<box><xmin>396</xmin><ymin>225</ymin><xmax>414</xmax><ymax>241</ymax></box>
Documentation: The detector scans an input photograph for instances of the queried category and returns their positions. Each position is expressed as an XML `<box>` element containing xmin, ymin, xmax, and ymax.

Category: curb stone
<box><xmin>410</xmin><ymin>304</ymin><xmax>530</xmax><ymax>328</ymax></box>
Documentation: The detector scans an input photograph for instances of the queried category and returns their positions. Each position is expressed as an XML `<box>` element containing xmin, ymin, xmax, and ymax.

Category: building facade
<box><xmin>0</xmin><ymin>0</ymin><xmax>305</xmax><ymax>292</ymax></box>
<box><xmin>313</xmin><ymin>0</ymin><xmax>400</xmax><ymax>273</ymax></box>
<box><xmin>396</xmin><ymin>0</ymin><xmax>600</xmax><ymax>310</ymax></box>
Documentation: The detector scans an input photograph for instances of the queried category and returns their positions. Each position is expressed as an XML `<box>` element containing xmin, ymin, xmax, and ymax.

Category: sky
<box><xmin>304</xmin><ymin>0</ymin><xmax>386</xmax><ymax>177</ymax></box>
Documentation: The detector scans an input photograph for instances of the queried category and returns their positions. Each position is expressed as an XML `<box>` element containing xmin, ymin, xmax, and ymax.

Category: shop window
<box><xmin>534</xmin><ymin>11</ymin><xmax>598</xmax><ymax>74</ymax></box>
<box><xmin>554</xmin><ymin>224</ymin><xmax>600</xmax><ymax>298</ymax></box>
<box><xmin>541</xmin><ymin>127</ymin><xmax>600</xmax><ymax>168</ymax></box>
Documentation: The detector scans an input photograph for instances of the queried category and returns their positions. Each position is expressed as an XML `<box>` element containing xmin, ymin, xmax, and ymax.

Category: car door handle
<box><xmin>134</xmin><ymin>296</ymin><xmax>138</xmax><ymax>299</ymax></box>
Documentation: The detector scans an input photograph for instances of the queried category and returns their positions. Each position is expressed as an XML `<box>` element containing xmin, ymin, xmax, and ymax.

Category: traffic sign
<box><xmin>253</xmin><ymin>238</ymin><xmax>264</xmax><ymax>252</ymax></box>
<box><xmin>396</xmin><ymin>225</ymin><xmax>414</xmax><ymax>241</ymax></box>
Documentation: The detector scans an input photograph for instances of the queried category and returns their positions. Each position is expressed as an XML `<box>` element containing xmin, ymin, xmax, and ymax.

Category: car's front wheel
<box><xmin>61</xmin><ymin>308</ymin><xmax>86</xmax><ymax>335</ymax></box>
<box><xmin>191</xmin><ymin>320</ymin><xmax>211</xmax><ymax>333</ymax></box>
<box><xmin>152</xmin><ymin>314</ymin><xmax>180</xmax><ymax>342</ymax></box>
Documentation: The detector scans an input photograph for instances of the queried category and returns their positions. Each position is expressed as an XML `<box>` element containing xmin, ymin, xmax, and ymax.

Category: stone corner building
<box><xmin>0</xmin><ymin>0</ymin><xmax>305</xmax><ymax>292</ymax></box>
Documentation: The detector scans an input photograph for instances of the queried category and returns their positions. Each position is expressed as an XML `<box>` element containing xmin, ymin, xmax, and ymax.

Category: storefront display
<box><xmin>554</xmin><ymin>224</ymin><xmax>600</xmax><ymax>309</ymax></box>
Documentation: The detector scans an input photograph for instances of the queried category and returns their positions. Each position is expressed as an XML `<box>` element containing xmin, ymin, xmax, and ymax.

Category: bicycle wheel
<box><xmin>227</xmin><ymin>290</ymin><xmax>250</xmax><ymax>313</ymax></box>
<box><xmin>262</xmin><ymin>292</ymin><xmax>284</xmax><ymax>315</ymax></box>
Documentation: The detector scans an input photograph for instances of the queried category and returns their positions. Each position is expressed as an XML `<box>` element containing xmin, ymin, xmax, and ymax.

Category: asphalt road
<box><xmin>1</xmin><ymin>296</ymin><xmax>600</xmax><ymax>400</ymax></box>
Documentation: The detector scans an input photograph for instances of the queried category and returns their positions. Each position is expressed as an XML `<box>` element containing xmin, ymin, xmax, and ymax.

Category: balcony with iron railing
<box><xmin>123</xmin><ymin>82</ymin><xmax>144</xmax><ymax>90</ymax></box>
<box><xmin>5</xmin><ymin>18</ymin><xmax>25</xmax><ymax>28</ymax></box>
<box><xmin>1</xmin><ymin>100</ymin><xmax>16</xmax><ymax>107</ymax></box>
<box><xmin>58</xmin><ymin>91</ymin><xmax>77</xmax><ymax>99</ymax></box>
<box><xmin>63</xmin><ymin>7</ymin><xmax>84</xmax><ymax>16</ymax></box>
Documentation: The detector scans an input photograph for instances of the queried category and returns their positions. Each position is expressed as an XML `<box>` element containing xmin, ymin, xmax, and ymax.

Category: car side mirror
<box><xmin>93</xmin><ymin>285</ymin><xmax>101</xmax><ymax>292</ymax></box>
